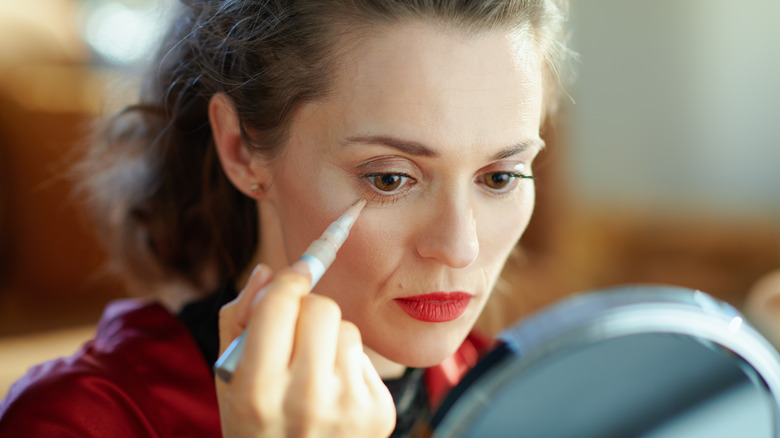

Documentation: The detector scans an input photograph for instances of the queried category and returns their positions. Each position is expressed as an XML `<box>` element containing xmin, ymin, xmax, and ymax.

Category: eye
<box><xmin>365</xmin><ymin>173</ymin><xmax>409</xmax><ymax>192</ymax></box>
<box><xmin>355</xmin><ymin>157</ymin><xmax>420</xmax><ymax>205</ymax></box>
<box><xmin>478</xmin><ymin>171</ymin><xmax>534</xmax><ymax>193</ymax></box>
<box><xmin>484</xmin><ymin>172</ymin><xmax>513</xmax><ymax>189</ymax></box>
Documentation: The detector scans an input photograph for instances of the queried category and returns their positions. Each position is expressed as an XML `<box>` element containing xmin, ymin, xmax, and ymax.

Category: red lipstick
<box><xmin>394</xmin><ymin>292</ymin><xmax>472</xmax><ymax>322</ymax></box>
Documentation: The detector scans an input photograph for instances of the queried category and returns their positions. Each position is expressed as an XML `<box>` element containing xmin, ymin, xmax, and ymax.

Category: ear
<box><xmin>209</xmin><ymin>93</ymin><xmax>270</xmax><ymax>199</ymax></box>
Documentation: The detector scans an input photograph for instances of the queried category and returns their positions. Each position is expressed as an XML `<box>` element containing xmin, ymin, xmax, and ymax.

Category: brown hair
<box><xmin>78</xmin><ymin>0</ymin><xmax>572</xmax><ymax>295</ymax></box>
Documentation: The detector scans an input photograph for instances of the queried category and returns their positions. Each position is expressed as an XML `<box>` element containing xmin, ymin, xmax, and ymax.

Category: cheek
<box><xmin>278</xmin><ymin>189</ymin><xmax>328</xmax><ymax>257</ymax></box>
<box><xmin>479</xmin><ymin>193</ymin><xmax>535</xmax><ymax>262</ymax></box>
<box><xmin>325</xmin><ymin>208</ymin><xmax>409</xmax><ymax>294</ymax></box>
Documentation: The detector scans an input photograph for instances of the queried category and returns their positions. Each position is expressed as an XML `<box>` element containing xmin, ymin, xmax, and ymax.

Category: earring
<box><xmin>249</xmin><ymin>183</ymin><xmax>261</xmax><ymax>196</ymax></box>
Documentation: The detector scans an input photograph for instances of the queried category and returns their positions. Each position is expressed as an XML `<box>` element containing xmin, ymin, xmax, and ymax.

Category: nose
<box><xmin>415</xmin><ymin>192</ymin><xmax>480</xmax><ymax>269</ymax></box>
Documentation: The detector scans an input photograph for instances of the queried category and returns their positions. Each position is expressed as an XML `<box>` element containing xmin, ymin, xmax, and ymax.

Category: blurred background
<box><xmin>1</xmin><ymin>0</ymin><xmax>778</xmax><ymax>395</ymax></box>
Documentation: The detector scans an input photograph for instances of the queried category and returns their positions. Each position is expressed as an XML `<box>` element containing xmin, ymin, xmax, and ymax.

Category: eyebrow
<box><xmin>343</xmin><ymin>135</ymin><xmax>437</xmax><ymax>157</ymax></box>
<box><xmin>342</xmin><ymin>135</ymin><xmax>545</xmax><ymax>160</ymax></box>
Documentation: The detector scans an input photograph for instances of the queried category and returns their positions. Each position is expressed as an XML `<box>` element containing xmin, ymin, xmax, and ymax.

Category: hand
<box><xmin>216</xmin><ymin>263</ymin><xmax>397</xmax><ymax>438</ymax></box>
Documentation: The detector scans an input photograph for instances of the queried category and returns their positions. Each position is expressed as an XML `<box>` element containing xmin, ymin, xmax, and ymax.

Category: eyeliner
<box><xmin>214</xmin><ymin>198</ymin><xmax>367</xmax><ymax>382</ymax></box>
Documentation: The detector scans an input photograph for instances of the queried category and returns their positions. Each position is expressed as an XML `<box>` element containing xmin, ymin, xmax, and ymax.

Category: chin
<box><xmin>368</xmin><ymin>325</ymin><xmax>472</xmax><ymax>368</ymax></box>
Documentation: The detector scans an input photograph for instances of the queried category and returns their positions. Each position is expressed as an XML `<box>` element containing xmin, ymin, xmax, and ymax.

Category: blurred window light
<box><xmin>80</xmin><ymin>0</ymin><xmax>169</xmax><ymax>65</ymax></box>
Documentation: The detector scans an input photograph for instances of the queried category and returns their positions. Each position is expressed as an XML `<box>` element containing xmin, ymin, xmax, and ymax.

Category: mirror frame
<box><xmin>432</xmin><ymin>285</ymin><xmax>780</xmax><ymax>437</ymax></box>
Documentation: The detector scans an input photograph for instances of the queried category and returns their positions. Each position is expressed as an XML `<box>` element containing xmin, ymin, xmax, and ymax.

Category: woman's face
<box><xmin>260</xmin><ymin>22</ymin><xmax>544</xmax><ymax>368</ymax></box>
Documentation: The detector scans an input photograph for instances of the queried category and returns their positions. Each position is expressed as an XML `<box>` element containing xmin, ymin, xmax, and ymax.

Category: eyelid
<box><xmin>478</xmin><ymin>161</ymin><xmax>533</xmax><ymax>178</ymax></box>
<box><xmin>354</xmin><ymin>156</ymin><xmax>419</xmax><ymax>174</ymax></box>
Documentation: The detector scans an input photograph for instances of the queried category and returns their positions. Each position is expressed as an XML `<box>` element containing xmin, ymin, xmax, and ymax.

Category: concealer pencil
<box><xmin>214</xmin><ymin>198</ymin><xmax>367</xmax><ymax>382</ymax></box>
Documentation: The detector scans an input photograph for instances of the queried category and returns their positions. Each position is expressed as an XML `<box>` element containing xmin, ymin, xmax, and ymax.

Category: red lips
<box><xmin>394</xmin><ymin>292</ymin><xmax>472</xmax><ymax>322</ymax></box>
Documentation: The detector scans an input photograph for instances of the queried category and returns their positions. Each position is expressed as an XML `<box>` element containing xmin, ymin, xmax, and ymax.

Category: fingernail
<box><xmin>249</xmin><ymin>264</ymin><xmax>272</xmax><ymax>285</ymax></box>
<box><xmin>290</xmin><ymin>260</ymin><xmax>312</xmax><ymax>279</ymax></box>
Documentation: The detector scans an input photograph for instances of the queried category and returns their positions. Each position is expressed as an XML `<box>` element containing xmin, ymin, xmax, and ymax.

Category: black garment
<box><xmin>384</xmin><ymin>367</ymin><xmax>430</xmax><ymax>437</ymax></box>
<box><xmin>178</xmin><ymin>281</ymin><xmax>234</xmax><ymax>368</ymax></box>
<box><xmin>178</xmin><ymin>282</ymin><xmax>430</xmax><ymax>437</ymax></box>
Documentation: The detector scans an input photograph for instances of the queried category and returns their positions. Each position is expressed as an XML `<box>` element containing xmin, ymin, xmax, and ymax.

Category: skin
<box><xmin>217</xmin><ymin>264</ymin><xmax>396</xmax><ymax>437</ymax></box>
<box><xmin>212</xmin><ymin>21</ymin><xmax>544</xmax><ymax>436</ymax></box>
<box><xmin>745</xmin><ymin>270</ymin><xmax>780</xmax><ymax>347</ymax></box>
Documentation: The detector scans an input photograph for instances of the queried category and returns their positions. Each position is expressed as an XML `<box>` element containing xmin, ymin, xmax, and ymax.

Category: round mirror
<box><xmin>431</xmin><ymin>286</ymin><xmax>780</xmax><ymax>437</ymax></box>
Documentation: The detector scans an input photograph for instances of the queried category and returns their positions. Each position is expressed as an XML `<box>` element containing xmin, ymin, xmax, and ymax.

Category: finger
<box><xmin>251</xmin><ymin>261</ymin><xmax>311</xmax><ymax>306</ymax></box>
<box><xmin>361</xmin><ymin>353</ymin><xmax>397</xmax><ymax>433</ymax></box>
<box><xmin>361</xmin><ymin>352</ymin><xmax>395</xmax><ymax>406</ymax></box>
<box><xmin>335</xmin><ymin>320</ymin><xmax>368</xmax><ymax>397</ymax></box>
<box><xmin>236</xmin><ymin>266</ymin><xmax>312</xmax><ymax>382</ymax></box>
<box><xmin>217</xmin><ymin>264</ymin><xmax>274</xmax><ymax>353</ymax></box>
<box><xmin>290</xmin><ymin>294</ymin><xmax>342</xmax><ymax>379</ymax></box>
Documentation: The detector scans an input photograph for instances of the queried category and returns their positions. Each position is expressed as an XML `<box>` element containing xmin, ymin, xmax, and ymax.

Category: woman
<box><xmin>0</xmin><ymin>0</ymin><xmax>570</xmax><ymax>436</ymax></box>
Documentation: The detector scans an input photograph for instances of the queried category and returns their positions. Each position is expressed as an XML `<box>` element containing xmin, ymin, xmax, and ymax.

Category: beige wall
<box><xmin>566</xmin><ymin>0</ymin><xmax>780</xmax><ymax>218</ymax></box>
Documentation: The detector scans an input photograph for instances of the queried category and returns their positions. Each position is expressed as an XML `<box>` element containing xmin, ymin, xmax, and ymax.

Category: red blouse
<box><xmin>0</xmin><ymin>299</ymin><xmax>492</xmax><ymax>436</ymax></box>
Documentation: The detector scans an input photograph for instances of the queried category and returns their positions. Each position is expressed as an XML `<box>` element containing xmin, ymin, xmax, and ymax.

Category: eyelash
<box><xmin>477</xmin><ymin>171</ymin><xmax>535</xmax><ymax>199</ymax></box>
<box><xmin>359</xmin><ymin>170</ymin><xmax>534</xmax><ymax>204</ymax></box>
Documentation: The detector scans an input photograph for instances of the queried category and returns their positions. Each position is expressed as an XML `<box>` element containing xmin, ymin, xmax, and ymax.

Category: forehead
<box><xmin>321</xmin><ymin>21</ymin><xmax>544</xmax><ymax>149</ymax></box>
